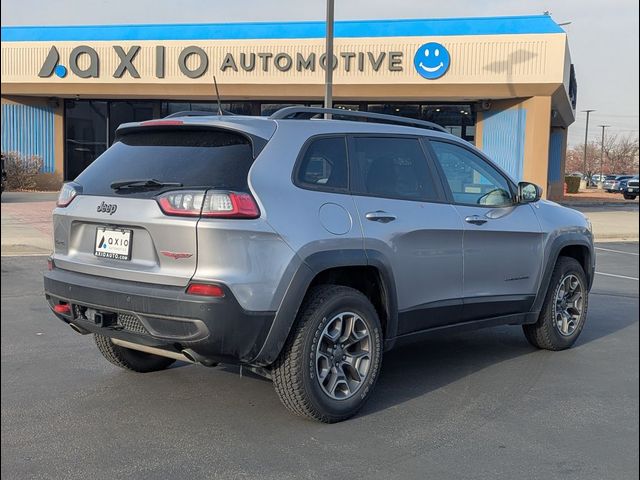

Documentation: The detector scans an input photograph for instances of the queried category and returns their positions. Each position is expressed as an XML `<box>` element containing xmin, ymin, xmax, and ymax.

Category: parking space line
<box><xmin>596</xmin><ymin>272</ymin><xmax>639</xmax><ymax>281</ymax></box>
<box><xmin>595</xmin><ymin>247</ymin><xmax>639</xmax><ymax>256</ymax></box>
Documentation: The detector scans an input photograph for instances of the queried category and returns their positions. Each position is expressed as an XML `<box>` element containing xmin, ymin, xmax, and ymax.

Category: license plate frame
<box><xmin>94</xmin><ymin>227</ymin><xmax>133</xmax><ymax>261</ymax></box>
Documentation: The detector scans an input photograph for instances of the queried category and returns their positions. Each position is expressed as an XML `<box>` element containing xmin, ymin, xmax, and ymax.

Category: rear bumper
<box><xmin>44</xmin><ymin>267</ymin><xmax>275</xmax><ymax>365</ymax></box>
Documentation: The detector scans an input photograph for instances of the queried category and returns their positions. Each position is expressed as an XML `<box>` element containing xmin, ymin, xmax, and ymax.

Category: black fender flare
<box><xmin>531</xmin><ymin>232</ymin><xmax>595</xmax><ymax>315</ymax></box>
<box><xmin>250</xmin><ymin>249</ymin><xmax>398</xmax><ymax>366</ymax></box>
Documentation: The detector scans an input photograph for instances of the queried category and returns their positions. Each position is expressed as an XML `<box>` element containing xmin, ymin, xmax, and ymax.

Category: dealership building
<box><xmin>1</xmin><ymin>15</ymin><xmax>576</xmax><ymax>198</ymax></box>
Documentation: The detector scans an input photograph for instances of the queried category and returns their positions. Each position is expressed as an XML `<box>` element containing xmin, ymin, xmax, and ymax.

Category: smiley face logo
<box><xmin>414</xmin><ymin>42</ymin><xmax>450</xmax><ymax>80</ymax></box>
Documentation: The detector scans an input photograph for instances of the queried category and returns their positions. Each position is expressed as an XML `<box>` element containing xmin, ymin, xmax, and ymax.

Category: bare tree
<box><xmin>602</xmin><ymin>134</ymin><xmax>639</xmax><ymax>174</ymax></box>
<box><xmin>566</xmin><ymin>134</ymin><xmax>639</xmax><ymax>178</ymax></box>
<box><xmin>566</xmin><ymin>141</ymin><xmax>600</xmax><ymax>179</ymax></box>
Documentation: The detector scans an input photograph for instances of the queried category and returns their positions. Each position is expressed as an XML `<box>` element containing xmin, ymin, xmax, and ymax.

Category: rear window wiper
<box><xmin>110</xmin><ymin>179</ymin><xmax>183</xmax><ymax>191</ymax></box>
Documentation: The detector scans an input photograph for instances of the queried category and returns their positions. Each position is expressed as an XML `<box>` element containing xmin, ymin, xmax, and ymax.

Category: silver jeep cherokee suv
<box><xmin>44</xmin><ymin>107</ymin><xmax>594</xmax><ymax>423</ymax></box>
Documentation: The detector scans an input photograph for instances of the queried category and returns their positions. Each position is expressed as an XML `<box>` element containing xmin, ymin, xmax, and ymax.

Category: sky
<box><xmin>1</xmin><ymin>0</ymin><xmax>639</xmax><ymax>146</ymax></box>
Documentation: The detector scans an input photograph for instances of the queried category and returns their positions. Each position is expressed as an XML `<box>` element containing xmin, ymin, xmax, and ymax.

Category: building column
<box><xmin>521</xmin><ymin>96</ymin><xmax>552</xmax><ymax>196</ymax></box>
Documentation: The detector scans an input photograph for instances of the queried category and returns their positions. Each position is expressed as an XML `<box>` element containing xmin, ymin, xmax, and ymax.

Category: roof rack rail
<box><xmin>269</xmin><ymin>106</ymin><xmax>448</xmax><ymax>133</ymax></box>
<box><xmin>164</xmin><ymin>110</ymin><xmax>235</xmax><ymax>118</ymax></box>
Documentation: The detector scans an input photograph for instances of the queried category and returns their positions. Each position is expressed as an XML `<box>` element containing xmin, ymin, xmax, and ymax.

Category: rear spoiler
<box><xmin>115</xmin><ymin>118</ymin><xmax>276</xmax><ymax>159</ymax></box>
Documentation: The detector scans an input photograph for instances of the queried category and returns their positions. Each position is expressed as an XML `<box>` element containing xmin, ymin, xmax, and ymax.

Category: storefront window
<box><xmin>368</xmin><ymin>103</ymin><xmax>475</xmax><ymax>142</ymax></box>
<box><xmin>65</xmin><ymin>100</ymin><xmax>108</xmax><ymax>180</ymax></box>
<box><xmin>64</xmin><ymin>100</ymin><xmax>478</xmax><ymax>180</ymax></box>
<box><xmin>163</xmin><ymin>102</ymin><xmax>253</xmax><ymax>116</ymax></box>
<box><xmin>109</xmin><ymin>101</ymin><xmax>159</xmax><ymax>144</ymax></box>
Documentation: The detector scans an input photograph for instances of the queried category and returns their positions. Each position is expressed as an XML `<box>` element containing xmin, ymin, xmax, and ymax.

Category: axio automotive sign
<box><xmin>38</xmin><ymin>44</ymin><xmax>450</xmax><ymax>80</ymax></box>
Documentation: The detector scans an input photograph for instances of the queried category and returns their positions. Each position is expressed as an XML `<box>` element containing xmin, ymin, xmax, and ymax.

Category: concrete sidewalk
<box><xmin>581</xmin><ymin>210</ymin><xmax>638</xmax><ymax>241</ymax></box>
<box><xmin>1</xmin><ymin>197</ymin><xmax>54</xmax><ymax>255</ymax></box>
<box><xmin>1</xmin><ymin>192</ymin><xmax>638</xmax><ymax>255</ymax></box>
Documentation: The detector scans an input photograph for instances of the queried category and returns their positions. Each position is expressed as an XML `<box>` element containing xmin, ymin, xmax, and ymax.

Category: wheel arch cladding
<box><xmin>250</xmin><ymin>249</ymin><xmax>399</xmax><ymax>366</ymax></box>
<box><xmin>532</xmin><ymin>233</ymin><xmax>594</xmax><ymax>314</ymax></box>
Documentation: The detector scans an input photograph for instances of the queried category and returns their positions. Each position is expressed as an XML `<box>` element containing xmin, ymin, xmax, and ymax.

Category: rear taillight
<box><xmin>156</xmin><ymin>190</ymin><xmax>260</xmax><ymax>219</ymax></box>
<box><xmin>201</xmin><ymin>191</ymin><xmax>260</xmax><ymax>218</ymax></box>
<box><xmin>156</xmin><ymin>190</ymin><xmax>206</xmax><ymax>216</ymax></box>
<box><xmin>57</xmin><ymin>182</ymin><xmax>81</xmax><ymax>207</ymax></box>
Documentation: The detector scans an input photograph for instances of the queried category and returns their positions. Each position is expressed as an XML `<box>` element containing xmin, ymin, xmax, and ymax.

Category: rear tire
<box><xmin>523</xmin><ymin>257</ymin><xmax>588</xmax><ymax>351</ymax></box>
<box><xmin>272</xmin><ymin>285</ymin><xmax>383</xmax><ymax>423</ymax></box>
<box><xmin>94</xmin><ymin>334</ymin><xmax>175</xmax><ymax>372</ymax></box>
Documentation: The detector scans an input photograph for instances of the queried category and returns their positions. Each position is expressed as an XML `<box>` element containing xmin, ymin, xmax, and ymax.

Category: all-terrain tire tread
<box><xmin>523</xmin><ymin>256</ymin><xmax>587</xmax><ymax>351</ymax></box>
<box><xmin>272</xmin><ymin>285</ymin><xmax>373</xmax><ymax>422</ymax></box>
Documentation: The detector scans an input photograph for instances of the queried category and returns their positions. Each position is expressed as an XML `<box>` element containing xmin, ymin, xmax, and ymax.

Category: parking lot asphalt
<box><xmin>1</xmin><ymin>243</ymin><xmax>638</xmax><ymax>480</ymax></box>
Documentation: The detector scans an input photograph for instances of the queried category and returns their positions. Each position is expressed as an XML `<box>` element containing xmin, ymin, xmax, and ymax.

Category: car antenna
<box><xmin>213</xmin><ymin>75</ymin><xmax>223</xmax><ymax>115</ymax></box>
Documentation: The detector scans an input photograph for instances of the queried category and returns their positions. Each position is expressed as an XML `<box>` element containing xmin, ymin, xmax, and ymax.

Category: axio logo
<box><xmin>413</xmin><ymin>42</ymin><xmax>450</xmax><ymax>80</ymax></box>
<box><xmin>39</xmin><ymin>45</ymin><xmax>142</xmax><ymax>79</ymax></box>
<box><xmin>96</xmin><ymin>201</ymin><xmax>118</xmax><ymax>215</ymax></box>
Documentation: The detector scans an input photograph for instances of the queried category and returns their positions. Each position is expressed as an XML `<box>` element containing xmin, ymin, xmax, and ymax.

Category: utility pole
<box><xmin>581</xmin><ymin>109</ymin><xmax>595</xmax><ymax>187</ymax></box>
<box><xmin>598</xmin><ymin>124</ymin><xmax>610</xmax><ymax>187</ymax></box>
<box><xmin>324</xmin><ymin>0</ymin><xmax>335</xmax><ymax>119</ymax></box>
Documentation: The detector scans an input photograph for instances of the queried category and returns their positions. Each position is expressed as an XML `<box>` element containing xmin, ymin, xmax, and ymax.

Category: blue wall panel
<box><xmin>548</xmin><ymin>129</ymin><xmax>564</xmax><ymax>183</ymax></box>
<box><xmin>482</xmin><ymin>108</ymin><xmax>527</xmax><ymax>180</ymax></box>
<box><xmin>1</xmin><ymin>104</ymin><xmax>55</xmax><ymax>173</ymax></box>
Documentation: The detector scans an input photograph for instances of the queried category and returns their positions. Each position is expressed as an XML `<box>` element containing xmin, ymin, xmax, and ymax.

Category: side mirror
<box><xmin>518</xmin><ymin>182</ymin><xmax>542</xmax><ymax>203</ymax></box>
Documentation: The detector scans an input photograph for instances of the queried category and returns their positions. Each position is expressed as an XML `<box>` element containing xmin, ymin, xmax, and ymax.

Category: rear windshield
<box><xmin>75</xmin><ymin>129</ymin><xmax>254</xmax><ymax>197</ymax></box>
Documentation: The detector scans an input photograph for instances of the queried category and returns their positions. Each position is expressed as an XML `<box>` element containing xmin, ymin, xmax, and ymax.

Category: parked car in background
<box><xmin>591</xmin><ymin>174</ymin><xmax>605</xmax><ymax>184</ymax></box>
<box><xmin>601</xmin><ymin>175</ymin><xmax>617</xmax><ymax>189</ymax></box>
<box><xmin>603</xmin><ymin>175</ymin><xmax>633</xmax><ymax>193</ymax></box>
<box><xmin>624</xmin><ymin>176</ymin><xmax>639</xmax><ymax>200</ymax></box>
<box><xmin>613</xmin><ymin>177</ymin><xmax>633</xmax><ymax>194</ymax></box>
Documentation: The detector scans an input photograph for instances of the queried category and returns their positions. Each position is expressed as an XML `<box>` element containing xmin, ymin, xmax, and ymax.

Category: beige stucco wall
<box><xmin>2</xmin><ymin>33</ymin><xmax>570</xmax><ymax>102</ymax></box>
<box><xmin>477</xmin><ymin>96</ymin><xmax>555</xmax><ymax>198</ymax></box>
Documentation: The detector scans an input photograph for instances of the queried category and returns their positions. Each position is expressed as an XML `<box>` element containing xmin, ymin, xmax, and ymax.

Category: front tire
<box><xmin>623</xmin><ymin>193</ymin><xmax>637</xmax><ymax>200</ymax></box>
<box><xmin>94</xmin><ymin>334</ymin><xmax>176</xmax><ymax>372</ymax></box>
<box><xmin>272</xmin><ymin>285</ymin><xmax>383</xmax><ymax>423</ymax></box>
<box><xmin>523</xmin><ymin>257</ymin><xmax>589</xmax><ymax>351</ymax></box>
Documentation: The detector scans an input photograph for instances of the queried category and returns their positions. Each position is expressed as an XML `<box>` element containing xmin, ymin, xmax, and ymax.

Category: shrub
<box><xmin>2</xmin><ymin>151</ymin><xmax>43</xmax><ymax>191</ymax></box>
<box><xmin>564</xmin><ymin>175</ymin><xmax>581</xmax><ymax>194</ymax></box>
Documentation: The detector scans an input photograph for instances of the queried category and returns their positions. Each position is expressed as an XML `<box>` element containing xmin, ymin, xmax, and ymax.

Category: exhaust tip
<box><xmin>69</xmin><ymin>323</ymin><xmax>88</xmax><ymax>335</ymax></box>
<box><xmin>181</xmin><ymin>349</ymin><xmax>197</xmax><ymax>363</ymax></box>
<box><xmin>181</xmin><ymin>349</ymin><xmax>218</xmax><ymax>367</ymax></box>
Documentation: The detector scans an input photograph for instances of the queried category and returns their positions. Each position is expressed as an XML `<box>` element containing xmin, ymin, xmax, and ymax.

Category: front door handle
<box><xmin>365</xmin><ymin>211</ymin><xmax>397</xmax><ymax>223</ymax></box>
<box><xmin>465</xmin><ymin>215</ymin><xmax>488</xmax><ymax>226</ymax></box>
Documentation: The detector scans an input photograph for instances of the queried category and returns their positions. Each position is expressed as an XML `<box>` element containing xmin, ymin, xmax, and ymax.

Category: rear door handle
<box><xmin>465</xmin><ymin>215</ymin><xmax>488</xmax><ymax>226</ymax></box>
<box><xmin>365</xmin><ymin>211</ymin><xmax>397</xmax><ymax>223</ymax></box>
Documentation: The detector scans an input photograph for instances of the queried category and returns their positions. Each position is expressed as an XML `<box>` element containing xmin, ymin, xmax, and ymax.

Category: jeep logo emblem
<box><xmin>97</xmin><ymin>201</ymin><xmax>117</xmax><ymax>215</ymax></box>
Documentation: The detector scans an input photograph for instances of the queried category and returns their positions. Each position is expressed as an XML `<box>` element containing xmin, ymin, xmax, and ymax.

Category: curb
<box><xmin>593</xmin><ymin>236</ymin><xmax>639</xmax><ymax>243</ymax></box>
<box><xmin>560</xmin><ymin>202</ymin><xmax>639</xmax><ymax>208</ymax></box>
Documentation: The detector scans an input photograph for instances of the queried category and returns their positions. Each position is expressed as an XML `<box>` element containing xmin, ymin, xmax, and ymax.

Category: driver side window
<box><xmin>430</xmin><ymin>140</ymin><xmax>513</xmax><ymax>207</ymax></box>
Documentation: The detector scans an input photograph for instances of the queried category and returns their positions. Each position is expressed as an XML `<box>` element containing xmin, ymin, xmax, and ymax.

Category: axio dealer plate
<box><xmin>94</xmin><ymin>227</ymin><xmax>132</xmax><ymax>260</ymax></box>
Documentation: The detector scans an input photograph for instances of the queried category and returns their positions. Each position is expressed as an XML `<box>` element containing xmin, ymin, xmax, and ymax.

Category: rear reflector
<box><xmin>53</xmin><ymin>304</ymin><xmax>71</xmax><ymax>315</ymax></box>
<box><xmin>186</xmin><ymin>283</ymin><xmax>225</xmax><ymax>297</ymax></box>
<box><xmin>156</xmin><ymin>190</ymin><xmax>259</xmax><ymax>219</ymax></box>
<box><xmin>47</xmin><ymin>258</ymin><xmax>55</xmax><ymax>271</ymax></box>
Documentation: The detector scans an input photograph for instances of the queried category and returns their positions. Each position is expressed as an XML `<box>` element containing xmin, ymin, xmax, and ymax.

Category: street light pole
<box><xmin>581</xmin><ymin>109</ymin><xmax>595</xmax><ymax>186</ymax></box>
<box><xmin>598</xmin><ymin>124</ymin><xmax>610</xmax><ymax>186</ymax></box>
<box><xmin>324</xmin><ymin>0</ymin><xmax>335</xmax><ymax>119</ymax></box>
